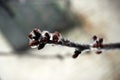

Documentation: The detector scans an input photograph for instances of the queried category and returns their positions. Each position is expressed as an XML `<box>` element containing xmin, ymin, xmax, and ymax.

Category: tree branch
<box><xmin>28</xmin><ymin>28</ymin><xmax>120</xmax><ymax>58</ymax></box>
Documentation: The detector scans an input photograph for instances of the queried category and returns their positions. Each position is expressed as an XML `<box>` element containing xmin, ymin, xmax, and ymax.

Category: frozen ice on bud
<box><xmin>42</xmin><ymin>31</ymin><xmax>50</xmax><ymax>37</ymax></box>
<box><xmin>44</xmin><ymin>32</ymin><xmax>50</xmax><ymax>41</ymax></box>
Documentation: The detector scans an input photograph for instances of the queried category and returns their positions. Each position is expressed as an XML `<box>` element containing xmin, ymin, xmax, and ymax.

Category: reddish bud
<box><xmin>53</xmin><ymin>35</ymin><xmax>59</xmax><ymax>43</ymax></box>
<box><xmin>72</xmin><ymin>53</ymin><xmax>79</xmax><ymax>58</ymax></box>
<box><xmin>93</xmin><ymin>43</ymin><xmax>98</xmax><ymax>48</ymax></box>
<box><xmin>72</xmin><ymin>50</ymin><xmax>81</xmax><ymax>58</ymax></box>
<box><xmin>29</xmin><ymin>40</ymin><xmax>39</xmax><ymax>46</ymax></box>
<box><xmin>28</xmin><ymin>34</ymin><xmax>33</xmax><ymax>39</ymax></box>
<box><xmin>41</xmin><ymin>37</ymin><xmax>47</xmax><ymax>43</ymax></box>
<box><xmin>33</xmin><ymin>28</ymin><xmax>41</xmax><ymax>36</ymax></box>
<box><xmin>93</xmin><ymin>35</ymin><xmax>97</xmax><ymax>40</ymax></box>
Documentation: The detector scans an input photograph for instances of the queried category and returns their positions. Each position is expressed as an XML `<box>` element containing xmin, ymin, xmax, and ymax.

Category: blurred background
<box><xmin>0</xmin><ymin>0</ymin><xmax>120</xmax><ymax>80</ymax></box>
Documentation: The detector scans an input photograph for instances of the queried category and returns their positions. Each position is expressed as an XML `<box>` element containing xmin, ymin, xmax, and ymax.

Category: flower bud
<box><xmin>72</xmin><ymin>50</ymin><xmax>81</xmax><ymax>58</ymax></box>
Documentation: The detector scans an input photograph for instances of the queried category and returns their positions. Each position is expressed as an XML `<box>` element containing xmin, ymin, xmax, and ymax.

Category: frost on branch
<box><xmin>28</xmin><ymin>28</ymin><xmax>120</xmax><ymax>59</ymax></box>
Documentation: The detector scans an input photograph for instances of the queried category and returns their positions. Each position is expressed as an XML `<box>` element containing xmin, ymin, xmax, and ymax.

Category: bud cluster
<box><xmin>28</xmin><ymin>28</ymin><xmax>62</xmax><ymax>50</ymax></box>
<box><xmin>90</xmin><ymin>35</ymin><xmax>104</xmax><ymax>54</ymax></box>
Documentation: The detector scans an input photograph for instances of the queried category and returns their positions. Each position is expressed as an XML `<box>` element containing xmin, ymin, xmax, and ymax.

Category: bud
<box><xmin>45</xmin><ymin>32</ymin><xmax>50</xmax><ymax>41</ymax></box>
<box><xmin>93</xmin><ymin>43</ymin><xmax>98</xmax><ymax>48</ymax></box>
<box><xmin>72</xmin><ymin>50</ymin><xmax>81</xmax><ymax>58</ymax></box>
<box><xmin>93</xmin><ymin>35</ymin><xmax>97</xmax><ymax>41</ymax></box>
<box><xmin>29</xmin><ymin>40</ymin><xmax>39</xmax><ymax>46</ymax></box>
<box><xmin>52</xmin><ymin>31</ymin><xmax>60</xmax><ymax>43</ymax></box>
<box><xmin>33</xmin><ymin>28</ymin><xmax>41</xmax><ymax>36</ymax></box>
<box><xmin>99</xmin><ymin>38</ymin><xmax>103</xmax><ymax>44</ymax></box>
<box><xmin>38</xmin><ymin>43</ymin><xmax>45</xmax><ymax>50</ymax></box>
<box><xmin>28</xmin><ymin>34</ymin><xmax>33</xmax><ymax>39</ymax></box>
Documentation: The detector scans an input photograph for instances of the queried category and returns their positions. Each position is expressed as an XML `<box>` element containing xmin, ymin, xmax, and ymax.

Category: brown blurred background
<box><xmin>0</xmin><ymin>0</ymin><xmax>120</xmax><ymax>80</ymax></box>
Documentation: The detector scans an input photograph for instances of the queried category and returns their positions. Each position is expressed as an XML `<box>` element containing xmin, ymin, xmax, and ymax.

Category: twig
<box><xmin>28</xmin><ymin>28</ymin><xmax>120</xmax><ymax>58</ymax></box>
